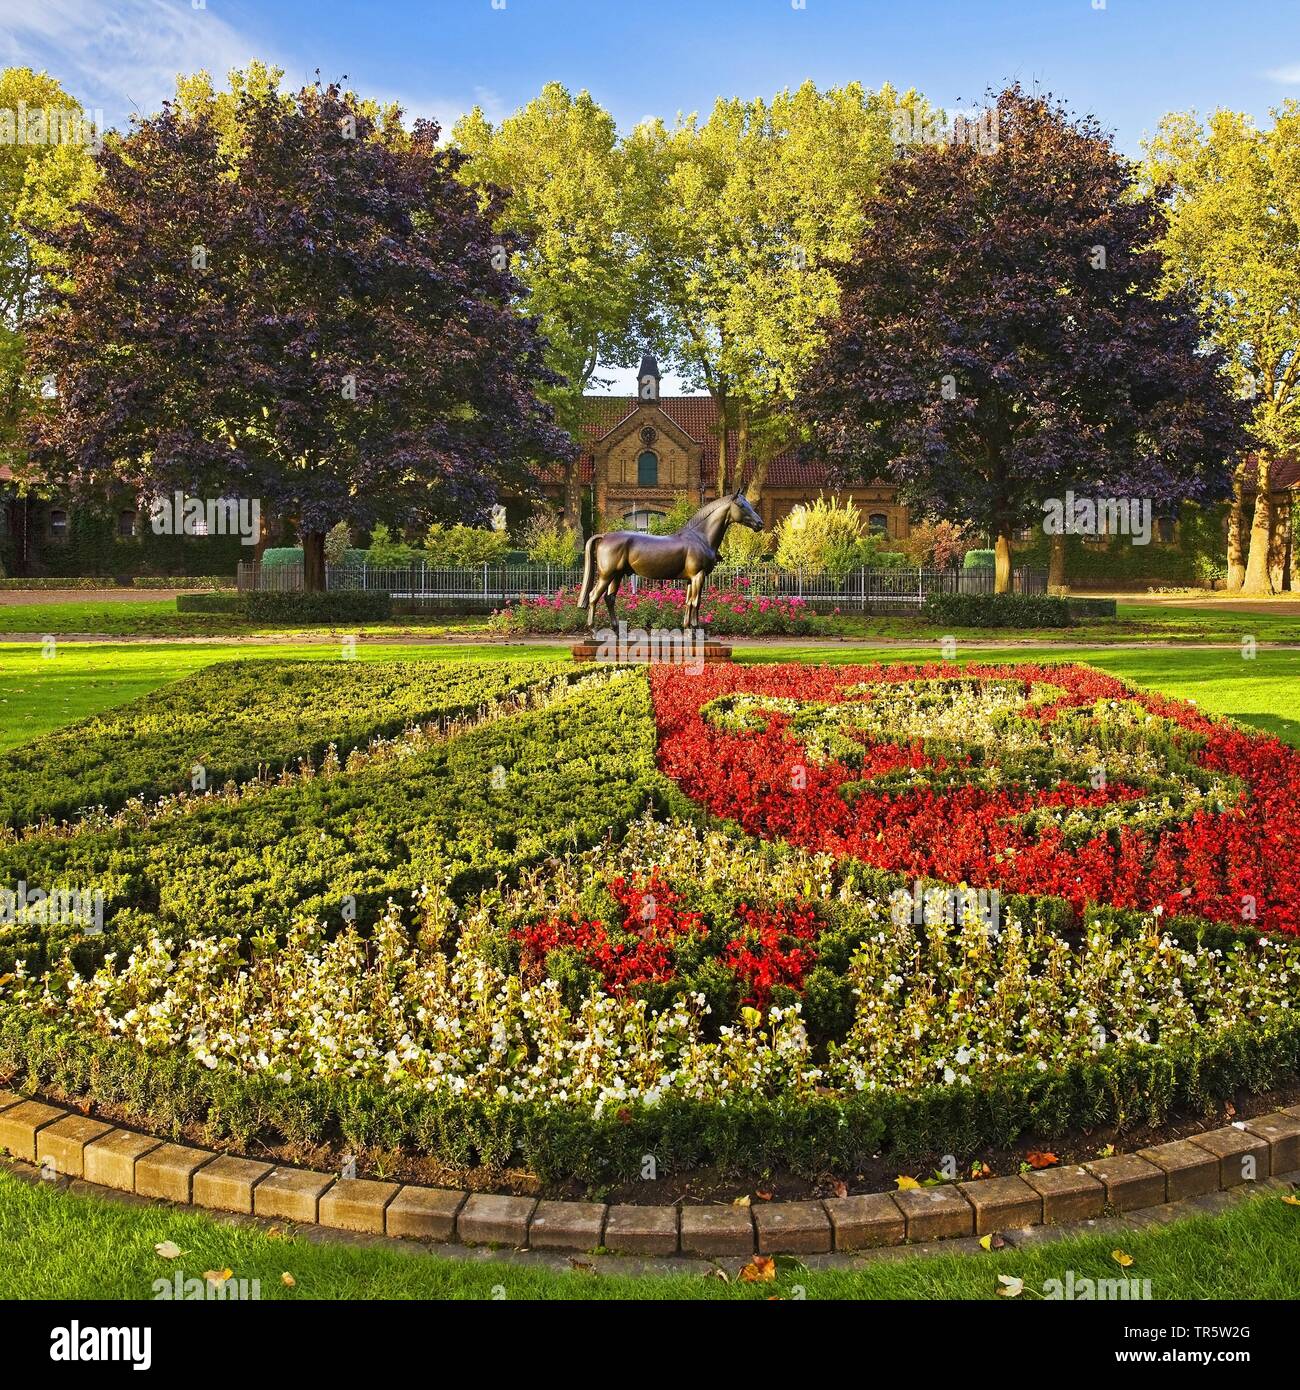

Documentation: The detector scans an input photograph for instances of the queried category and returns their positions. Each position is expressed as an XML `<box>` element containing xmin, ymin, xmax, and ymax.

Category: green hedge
<box><xmin>0</xmin><ymin>670</ymin><xmax>658</xmax><ymax>967</ymax></box>
<box><xmin>921</xmin><ymin>593</ymin><xmax>1074</xmax><ymax>628</ymax></box>
<box><xmin>175</xmin><ymin>593</ymin><xmax>244</xmax><ymax>613</ymax></box>
<box><xmin>242</xmin><ymin>590</ymin><xmax>392</xmax><ymax>622</ymax></box>
<box><xmin>0</xmin><ymin>658</ymin><xmax>573</xmax><ymax>831</ymax></box>
<box><xmin>0</xmin><ymin>576</ymin><xmax>110</xmax><ymax>590</ymax></box>
<box><xmin>963</xmin><ymin>549</ymin><xmax>995</xmax><ymax>570</ymax></box>
<box><xmin>3</xmin><ymin>993</ymin><xmax>1294</xmax><ymax>1184</ymax></box>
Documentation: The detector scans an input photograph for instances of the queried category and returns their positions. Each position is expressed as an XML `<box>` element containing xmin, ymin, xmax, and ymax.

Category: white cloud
<box><xmin>1263</xmin><ymin>63</ymin><xmax>1300</xmax><ymax>84</ymax></box>
<box><xmin>0</xmin><ymin>0</ymin><xmax>275</xmax><ymax>127</ymax></box>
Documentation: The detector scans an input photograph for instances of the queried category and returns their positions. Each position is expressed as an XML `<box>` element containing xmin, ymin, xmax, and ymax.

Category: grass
<box><xmin>0</xmin><ymin>641</ymin><xmax>567</xmax><ymax>748</ymax></box>
<box><xmin>4</xmin><ymin>594</ymin><xmax>1300</xmax><ymax>643</ymax></box>
<box><xmin>2</xmin><ymin>1168</ymin><xmax>1296</xmax><ymax>1300</ymax></box>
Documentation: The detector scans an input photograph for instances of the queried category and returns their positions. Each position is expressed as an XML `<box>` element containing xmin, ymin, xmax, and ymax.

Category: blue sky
<box><xmin>5</xmin><ymin>0</ymin><xmax>1297</xmax><ymax>389</ymax></box>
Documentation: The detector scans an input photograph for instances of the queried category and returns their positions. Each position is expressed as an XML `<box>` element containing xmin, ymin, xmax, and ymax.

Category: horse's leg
<box><xmin>692</xmin><ymin>573</ymin><xmax>708</xmax><ymax>630</ymax></box>
<box><xmin>605</xmin><ymin>574</ymin><xmax>620</xmax><ymax>623</ymax></box>
<box><xmin>586</xmin><ymin>575</ymin><xmax>609</xmax><ymax>628</ymax></box>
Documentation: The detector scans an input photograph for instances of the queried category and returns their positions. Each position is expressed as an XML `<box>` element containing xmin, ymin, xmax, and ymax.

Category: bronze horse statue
<box><xmin>578</xmin><ymin>491</ymin><xmax>764</xmax><ymax>629</ymax></box>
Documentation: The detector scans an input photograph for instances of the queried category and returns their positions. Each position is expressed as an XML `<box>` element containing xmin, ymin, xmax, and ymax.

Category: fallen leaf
<box><xmin>732</xmin><ymin>1194</ymin><xmax>752</xmax><ymax>1208</ymax></box>
<box><xmin>755</xmin><ymin>1189</ymin><xmax>773</xmax><ymax>1202</ymax></box>
<box><xmin>832</xmin><ymin>1180</ymin><xmax>848</xmax><ymax>1200</ymax></box>
<box><xmin>153</xmin><ymin>1241</ymin><xmax>183</xmax><ymax>1259</ymax></box>
<box><xmin>281</xmin><ymin>1272</ymin><xmax>296</xmax><ymax>1286</ymax></box>
<box><xmin>1112</xmin><ymin>1249</ymin><xmax>1134</xmax><ymax>1268</ymax></box>
<box><xmin>1281</xmin><ymin>1194</ymin><xmax>1300</xmax><ymax>1207</ymax></box>
<box><xmin>704</xmin><ymin>1266</ymin><xmax>730</xmax><ymax>1283</ymax></box>
<box><xmin>895</xmin><ymin>1175</ymin><xmax>922</xmax><ymax>1190</ymax></box>
<box><xmin>203</xmin><ymin>1268</ymin><xmax>232</xmax><ymax>1286</ymax></box>
<box><xmin>970</xmin><ymin>1162</ymin><xmax>991</xmax><ymax>1180</ymax></box>
<box><xmin>739</xmin><ymin>1255</ymin><xmax>777</xmax><ymax>1283</ymax></box>
<box><xmin>1025</xmin><ymin>1151</ymin><xmax>1058</xmax><ymax>1169</ymax></box>
<box><xmin>996</xmin><ymin>1274</ymin><xmax>1024</xmax><ymax>1298</ymax></box>
<box><xmin>979</xmin><ymin>1233</ymin><xmax>1007</xmax><ymax>1251</ymax></box>
<box><xmin>1096</xmin><ymin>1144</ymin><xmax>1116</xmax><ymax>1158</ymax></box>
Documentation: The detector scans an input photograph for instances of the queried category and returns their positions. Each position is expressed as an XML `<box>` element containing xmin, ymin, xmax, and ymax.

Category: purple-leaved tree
<box><xmin>27</xmin><ymin>81</ymin><xmax>570</xmax><ymax>588</ymax></box>
<box><xmin>799</xmin><ymin>85</ymin><xmax>1246</xmax><ymax>593</ymax></box>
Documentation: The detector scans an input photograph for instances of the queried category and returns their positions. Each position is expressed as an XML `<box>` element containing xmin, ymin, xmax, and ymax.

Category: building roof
<box><xmin>539</xmin><ymin>394</ymin><xmax>835</xmax><ymax>490</ymax></box>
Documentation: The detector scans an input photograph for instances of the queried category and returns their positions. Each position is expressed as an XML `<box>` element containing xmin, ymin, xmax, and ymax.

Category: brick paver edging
<box><xmin>2</xmin><ymin>1088</ymin><xmax>1298</xmax><ymax>1258</ymax></box>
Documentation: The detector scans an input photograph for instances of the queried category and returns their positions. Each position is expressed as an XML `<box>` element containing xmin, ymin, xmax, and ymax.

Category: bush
<box><xmin>520</xmin><ymin>512</ymin><xmax>582</xmax><ymax>567</ymax></box>
<box><xmin>963</xmin><ymin>548</ymin><xmax>995</xmax><ymax>570</ymax></box>
<box><xmin>0</xmin><ymin>657</ymin><xmax>574</xmax><ymax>831</ymax></box>
<box><xmin>489</xmin><ymin>582</ymin><xmax>825</xmax><ymax>636</ymax></box>
<box><xmin>240</xmin><ymin>590</ymin><xmax>392</xmax><ymax>623</ymax></box>
<box><xmin>921</xmin><ymin>593</ymin><xmax>1074</xmax><ymax>628</ymax></box>
<box><xmin>0</xmin><ymin>576</ymin><xmax>110</xmax><ymax>590</ymax></box>
<box><xmin>175</xmin><ymin>593</ymin><xmax>244</xmax><ymax>613</ymax></box>
<box><xmin>423</xmin><ymin>523</ymin><xmax>509</xmax><ymax>568</ymax></box>
<box><xmin>774</xmin><ymin>495</ymin><xmax>870</xmax><ymax>576</ymax></box>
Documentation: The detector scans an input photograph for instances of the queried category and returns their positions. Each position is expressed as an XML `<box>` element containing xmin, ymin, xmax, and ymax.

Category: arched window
<box><xmin>623</xmin><ymin>508</ymin><xmax>664</xmax><ymax>533</ymax></box>
<box><xmin>868</xmin><ymin>512</ymin><xmax>889</xmax><ymax>535</ymax></box>
<box><xmin>637</xmin><ymin>450</ymin><xmax>659</xmax><ymax>487</ymax></box>
<box><xmin>49</xmin><ymin>508</ymin><xmax>68</xmax><ymax>540</ymax></box>
<box><xmin>1154</xmin><ymin>516</ymin><xmax>1176</xmax><ymax>545</ymax></box>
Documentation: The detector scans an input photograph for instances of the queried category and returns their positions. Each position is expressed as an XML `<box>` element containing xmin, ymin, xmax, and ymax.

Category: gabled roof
<box><xmin>538</xmin><ymin>394</ymin><xmax>834</xmax><ymax>489</ymax></box>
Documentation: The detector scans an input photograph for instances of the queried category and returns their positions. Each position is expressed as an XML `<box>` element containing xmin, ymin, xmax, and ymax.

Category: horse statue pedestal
<box><xmin>571</xmin><ymin>629</ymin><xmax>733</xmax><ymax>666</ymax></box>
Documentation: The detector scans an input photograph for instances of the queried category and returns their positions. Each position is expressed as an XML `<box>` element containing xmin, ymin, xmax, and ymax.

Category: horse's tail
<box><xmin>577</xmin><ymin>532</ymin><xmax>599</xmax><ymax>608</ymax></box>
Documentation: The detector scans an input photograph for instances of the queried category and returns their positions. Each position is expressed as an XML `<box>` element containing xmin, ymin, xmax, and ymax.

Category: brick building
<box><xmin>539</xmin><ymin>354</ymin><xmax>911</xmax><ymax>540</ymax></box>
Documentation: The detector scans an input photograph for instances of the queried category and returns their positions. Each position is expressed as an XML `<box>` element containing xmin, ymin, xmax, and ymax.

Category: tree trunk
<box><xmin>714</xmin><ymin>391</ymin><xmax>730</xmax><ymax>498</ymax></box>
<box><xmin>1226</xmin><ymin>475</ymin><xmax>1247</xmax><ymax>591</ymax></box>
<box><xmin>1047</xmin><ymin>532</ymin><xmax>1067</xmax><ymax>593</ymax></box>
<box><xmin>562</xmin><ymin>462</ymin><xmax>582</xmax><ymax>532</ymax></box>
<box><xmin>1241</xmin><ymin>457</ymin><xmax>1274</xmax><ymax>594</ymax></box>
<box><xmin>302</xmin><ymin>530</ymin><xmax>327</xmax><ymax>592</ymax></box>
<box><xmin>994</xmin><ymin>527</ymin><xmax>1013</xmax><ymax>595</ymax></box>
<box><xmin>253</xmin><ymin>509</ymin><xmax>278</xmax><ymax>565</ymax></box>
<box><xmin>1268</xmin><ymin>493</ymin><xmax>1290</xmax><ymax>591</ymax></box>
<box><xmin>735</xmin><ymin>404</ymin><xmax>750</xmax><ymax>498</ymax></box>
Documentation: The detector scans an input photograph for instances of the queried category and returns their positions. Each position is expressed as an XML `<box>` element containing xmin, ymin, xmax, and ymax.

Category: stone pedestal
<box><xmin>571</xmin><ymin>634</ymin><xmax>733</xmax><ymax>664</ymax></box>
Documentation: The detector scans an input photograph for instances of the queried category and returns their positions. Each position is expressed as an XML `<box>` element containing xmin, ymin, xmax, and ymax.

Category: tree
<box><xmin>626</xmin><ymin>82</ymin><xmax>926</xmax><ymax>503</ymax></box>
<box><xmin>452</xmin><ymin>85</ymin><xmax>648</xmax><ymax>528</ymax></box>
<box><xmin>0</xmin><ymin>68</ymin><xmax>97</xmax><ymax>479</ymax></box>
<box><xmin>800</xmin><ymin>85</ymin><xmax>1245</xmax><ymax>593</ymax></box>
<box><xmin>27</xmin><ymin>79</ymin><xmax>568</xmax><ymax>588</ymax></box>
<box><xmin>1142</xmin><ymin>104</ymin><xmax>1300</xmax><ymax>592</ymax></box>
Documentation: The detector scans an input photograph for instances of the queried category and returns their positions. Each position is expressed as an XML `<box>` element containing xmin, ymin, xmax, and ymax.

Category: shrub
<box><xmin>175</xmin><ymin>593</ymin><xmax>244</xmax><ymax>614</ymax></box>
<box><xmin>135</xmin><ymin>576</ymin><xmax>232</xmax><ymax>590</ymax></box>
<box><xmin>423</xmin><ymin>522</ymin><xmax>510</xmax><ymax>567</ymax></box>
<box><xmin>647</xmin><ymin>494</ymin><xmax>698</xmax><ymax>535</ymax></box>
<box><xmin>240</xmin><ymin>590</ymin><xmax>392</xmax><ymax>623</ymax></box>
<box><xmin>921</xmin><ymin>592</ymin><xmax>1073</xmax><ymax>628</ymax></box>
<box><xmin>324</xmin><ymin>522</ymin><xmax>353</xmax><ymax>566</ymax></box>
<box><xmin>363</xmin><ymin>524</ymin><xmax>420</xmax><ymax>567</ymax></box>
<box><xmin>963</xmin><ymin>548</ymin><xmax>996</xmax><ymax>570</ymax></box>
<box><xmin>898</xmin><ymin>519</ymin><xmax>972</xmax><ymax>569</ymax></box>
<box><xmin>774</xmin><ymin>495</ymin><xmax>865</xmax><ymax>575</ymax></box>
<box><xmin>520</xmin><ymin>512</ymin><xmax>582</xmax><ymax>567</ymax></box>
<box><xmin>0</xmin><ymin>658</ymin><xmax>572</xmax><ymax>830</ymax></box>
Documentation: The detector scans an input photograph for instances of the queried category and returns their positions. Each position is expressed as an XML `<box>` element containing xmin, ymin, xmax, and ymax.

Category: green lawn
<box><xmin>4</xmin><ymin>594</ymin><xmax>1300</xmax><ymax>644</ymax></box>
<box><xmin>2</xmin><ymin>1168</ymin><xmax>1297</xmax><ymax>1300</ymax></box>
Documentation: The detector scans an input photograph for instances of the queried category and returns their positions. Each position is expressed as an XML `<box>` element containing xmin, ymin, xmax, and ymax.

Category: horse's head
<box><xmin>728</xmin><ymin>491</ymin><xmax>764</xmax><ymax>532</ymax></box>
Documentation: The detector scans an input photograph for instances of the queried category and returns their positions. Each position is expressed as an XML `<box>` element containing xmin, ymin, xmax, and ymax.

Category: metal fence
<box><xmin>237</xmin><ymin>560</ymin><xmax>1046</xmax><ymax>612</ymax></box>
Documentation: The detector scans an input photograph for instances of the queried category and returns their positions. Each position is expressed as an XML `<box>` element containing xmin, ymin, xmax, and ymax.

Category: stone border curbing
<box><xmin>2</xmin><ymin>1087</ymin><xmax>1299</xmax><ymax>1258</ymax></box>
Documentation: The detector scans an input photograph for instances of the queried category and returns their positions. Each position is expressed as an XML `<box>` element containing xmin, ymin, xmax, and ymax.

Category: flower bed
<box><xmin>653</xmin><ymin>662</ymin><xmax>1300</xmax><ymax>935</ymax></box>
<box><xmin>487</xmin><ymin>582</ymin><xmax>825</xmax><ymax>636</ymax></box>
<box><xmin>2</xmin><ymin>658</ymin><xmax>1298</xmax><ymax>1183</ymax></box>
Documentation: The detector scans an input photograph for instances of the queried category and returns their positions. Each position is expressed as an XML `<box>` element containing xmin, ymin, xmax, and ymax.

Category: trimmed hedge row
<box><xmin>0</xmin><ymin>670</ymin><xmax>659</xmax><ymax>971</ymax></box>
<box><xmin>4</xmin><ymin>988</ymin><xmax>1294</xmax><ymax>1184</ymax></box>
<box><xmin>0</xmin><ymin>657</ymin><xmax>573</xmax><ymax>829</ymax></box>
<box><xmin>922</xmin><ymin>593</ymin><xmax>1074</xmax><ymax>628</ymax></box>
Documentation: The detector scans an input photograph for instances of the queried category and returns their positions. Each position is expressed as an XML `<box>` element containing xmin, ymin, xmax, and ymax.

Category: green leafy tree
<box><xmin>1143</xmin><ymin>103</ymin><xmax>1300</xmax><ymax>592</ymax></box>
<box><xmin>453</xmin><ymin>85</ymin><xmax>649</xmax><ymax>527</ymax></box>
<box><xmin>0</xmin><ymin>68</ymin><xmax>97</xmax><ymax>481</ymax></box>
<box><xmin>626</xmin><ymin>82</ymin><xmax>931</xmax><ymax>502</ymax></box>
